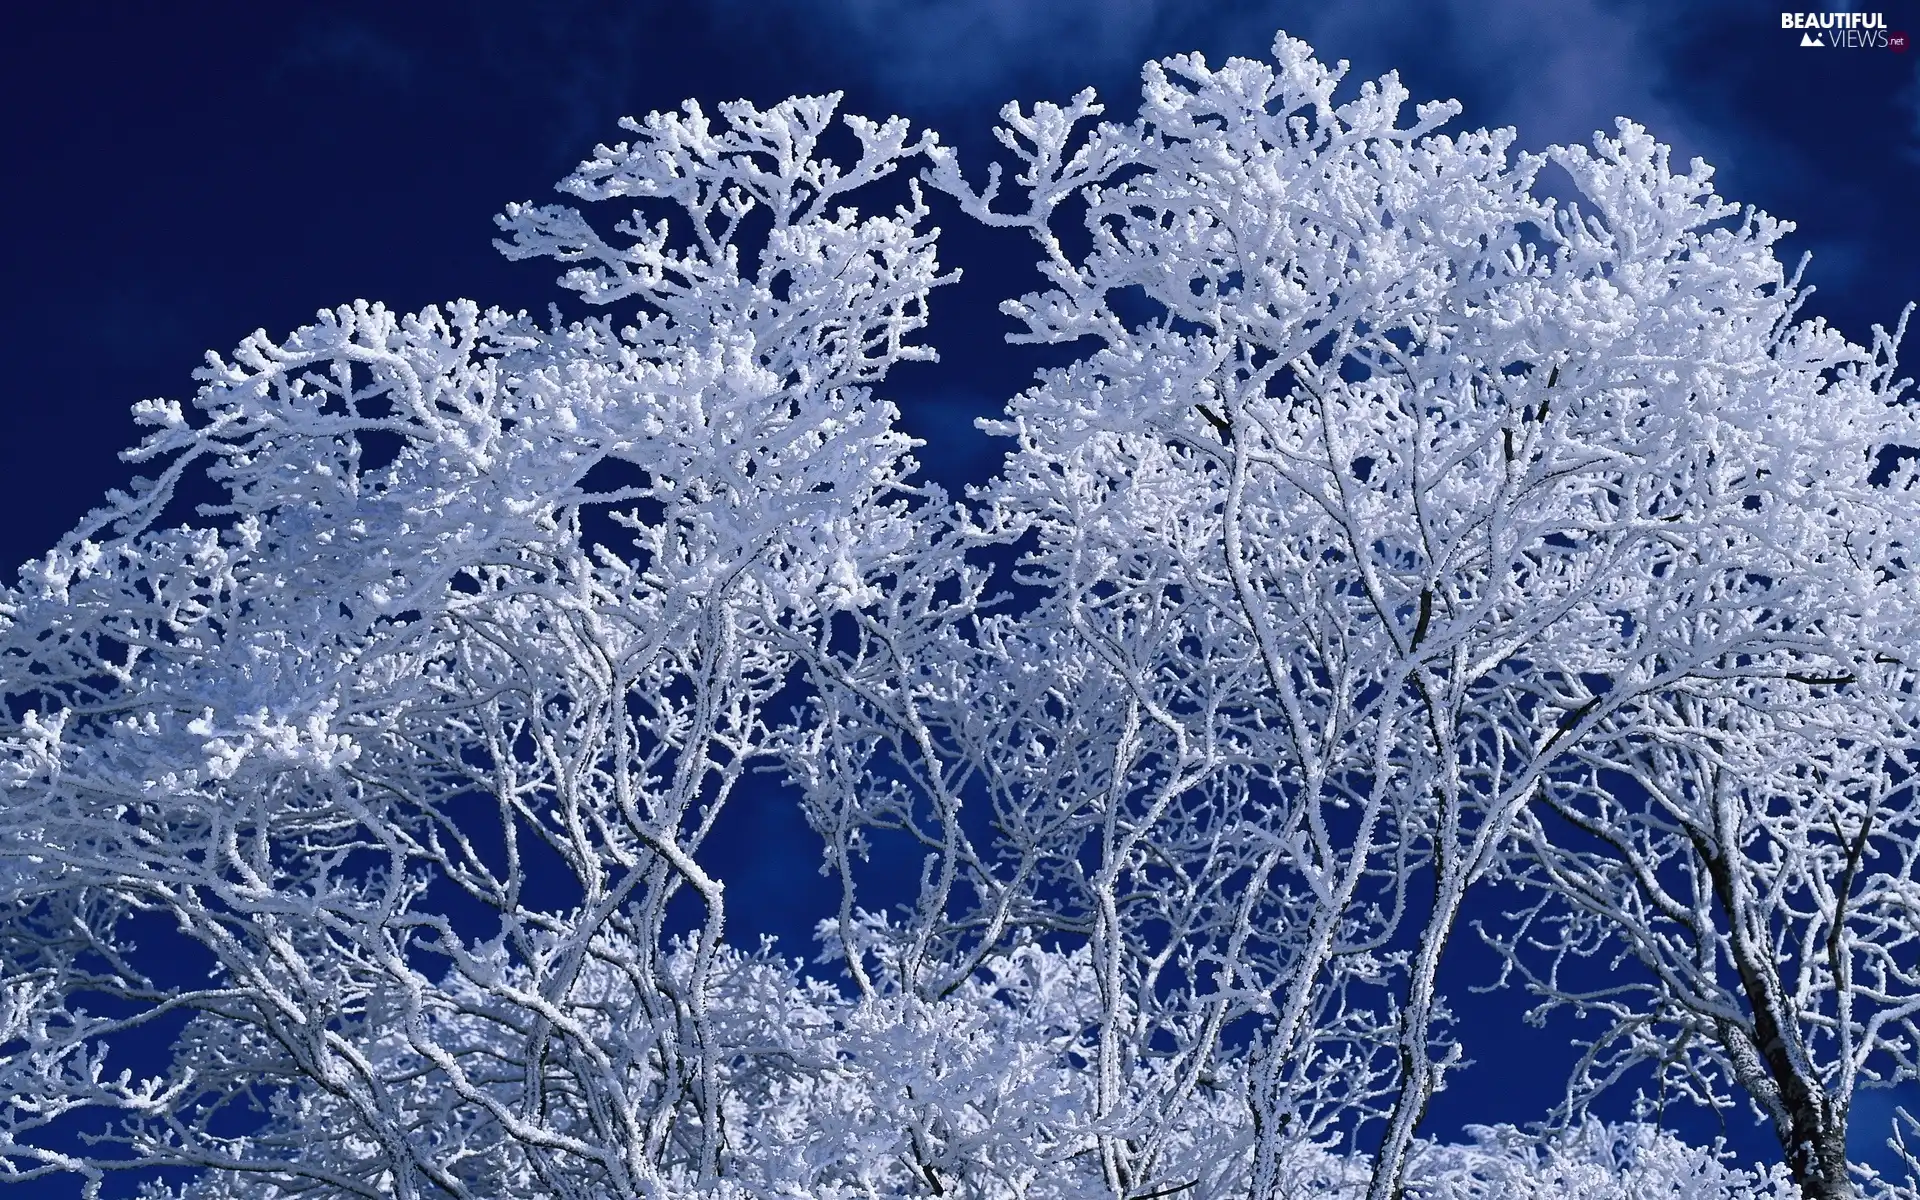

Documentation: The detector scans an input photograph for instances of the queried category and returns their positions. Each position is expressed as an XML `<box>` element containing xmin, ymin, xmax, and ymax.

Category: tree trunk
<box><xmin>1695</xmin><ymin>833</ymin><xmax>1856</xmax><ymax>1200</ymax></box>
<box><xmin>1779</xmin><ymin>1101</ymin><xmax>1856</xmax><ymax>1200</ymax></box>
<box><xmin>1365</xmin><ymin>856</ymin><xmax>1468</xmax><ymax>1200</ymax></box>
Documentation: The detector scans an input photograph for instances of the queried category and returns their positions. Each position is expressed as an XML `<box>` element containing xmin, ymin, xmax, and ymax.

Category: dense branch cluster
<box><xmin>1</xmin><ymin>32</ymin><xmax>1916</xmax><ymax>1200</ymax></box>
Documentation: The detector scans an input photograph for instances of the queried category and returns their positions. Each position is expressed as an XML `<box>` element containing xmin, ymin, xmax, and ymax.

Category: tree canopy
<box><xmin>2</xmin><ymin>32</ymin><xmax>1917</xmax><ymax>1200</ymax></box>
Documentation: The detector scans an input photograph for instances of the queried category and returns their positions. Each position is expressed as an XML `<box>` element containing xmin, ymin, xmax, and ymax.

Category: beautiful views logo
<box><xmin>1781</xmin><ymin>10</ymin><xmax>1904</xmax><ymax>48</ymax></box>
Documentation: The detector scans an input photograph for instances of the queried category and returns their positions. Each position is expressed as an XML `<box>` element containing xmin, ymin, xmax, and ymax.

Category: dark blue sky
<box><xmin>5</xmin><ymin>0</ymin><xmax>1917</xmax><ymax>1180</ymax></box>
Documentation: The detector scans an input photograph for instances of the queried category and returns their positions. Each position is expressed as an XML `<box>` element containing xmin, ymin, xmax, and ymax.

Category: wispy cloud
<box><xmin>720</xmin><ymin>0</ymin><xmax>1186</xmax><ymax>110</ymax></box>
<box><xmin>737</xmin><ymin>0</ymin><xmax>1889</xmax><ymax>295</ymax></box>
<box><xmin>732</xmin><ymin>0</ymin><xmax>1714</xmax><ymax>152</ymax></box>
<box><xmin>265</xmin><ymin>0</ymin><xmax>1906</xmax><ymax>328</ymax></box>
<box><xmin>278</xmin><ymin>16</ymin><xmax>417</xmax><ymax>90</ymax></box>
<box><xmin>1294</xmin><ymin>0</ymin><xmax>1704</xmax><ymax>152</ymax></box>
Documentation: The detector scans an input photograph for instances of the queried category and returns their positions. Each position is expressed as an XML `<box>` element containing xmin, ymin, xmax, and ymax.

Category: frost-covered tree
<box><xmin>1460</xmin><ymin>100</ymin><xmax>1920</xmax><ymax>1200</ymax></box>
<box><xmin>1491</xmin><ymin>691</ymin><xmax>1920</xmax><ymax>1200</ymax></box>
<box><xmin>0</xmin><ymin>94</ymin><xmax>957</xmax><ymax>1197</ymax></box>
<box><xmin>920</xmin><ymin>34</ymin><xmax>1919</xmax><ymax>1200</ymax></box>
<box><xmin>0</xmin><ymin>29</ymin><xmax>1915</xmax><ymax>1200</ymax></box>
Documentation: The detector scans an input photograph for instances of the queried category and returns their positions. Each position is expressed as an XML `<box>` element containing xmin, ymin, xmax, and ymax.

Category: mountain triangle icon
<box><xmin>1800</xmin><ymin>31</ymin><xmax>1824</xmax><ymax>46</ymax></box>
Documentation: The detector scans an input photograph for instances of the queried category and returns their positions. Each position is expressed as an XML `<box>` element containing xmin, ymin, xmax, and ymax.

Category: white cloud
<box><xmin>738</xmin><ymin>0</ymin><xmax>1748</xmax><ymax>181</ymax></box>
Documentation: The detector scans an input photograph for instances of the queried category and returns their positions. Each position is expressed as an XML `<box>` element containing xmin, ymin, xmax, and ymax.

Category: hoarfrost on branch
<box><xmin>1</xmin><ymin>31</ymin><xmax>1916</xmax><ymax>1200</ymax></box>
